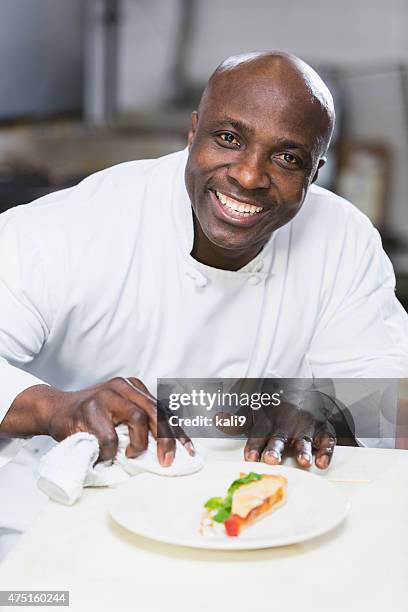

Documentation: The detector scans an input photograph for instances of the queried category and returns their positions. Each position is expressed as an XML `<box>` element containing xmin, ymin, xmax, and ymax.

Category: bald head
<box><xmin>200</xmin><ymin>51</ymin><xmax>335</xmax><ymax>153</ymax></box>
<box><xmin>185</xmin><ymin>51</ymin><xmax>337</xmax><ymax>268</ymax></box>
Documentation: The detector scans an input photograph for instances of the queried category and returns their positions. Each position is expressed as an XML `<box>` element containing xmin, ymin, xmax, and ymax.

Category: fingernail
<box><xmin>317</xmin><ymin>455</ymin><xmax>330</xmax><ymax>469</ymax></box>
<box><xmin>263</xmin><ymin>449</ymin><xmax>281</xmax><ymax>463</ymax></box>
<box><xmin>163</xmin><ymin>451</ymin><xmax>174</xmax><ymax>467</ymax></box>
<box><xmin>298</xmin><ymin>452</ymin><xmax>312</xmax><ymax>464</ymax></box>
<box><xmin>185</xmin><ymin>442</ymin><xmax>196</xmax><ymax>456</ymax></box>
<box><xmin>247</xmin><ymin>450</ymin><xmax>259</xmax><ymax>462</ymax></box>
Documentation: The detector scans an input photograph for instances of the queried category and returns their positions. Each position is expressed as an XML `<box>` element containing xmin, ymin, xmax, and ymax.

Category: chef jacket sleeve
<box><xmin>0</xmin><ymin>208</ymin><xmax>51</xmax><ymax>467</ymax></box>
<box><xmin>306</xmin><ymin>218</ymin><xmax>408</xmax><ymax>378</ymax></box>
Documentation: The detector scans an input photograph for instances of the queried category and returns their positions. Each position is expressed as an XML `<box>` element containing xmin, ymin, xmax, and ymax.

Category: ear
<box><xmin>187</xmin><ymin>111</ymin><xmax>199</xmax><ymax>149</ymax></box>
<box><xmin>311</xmin><ymin>157</ymin><xmax>326</xmax><ymax>184</ymax></box>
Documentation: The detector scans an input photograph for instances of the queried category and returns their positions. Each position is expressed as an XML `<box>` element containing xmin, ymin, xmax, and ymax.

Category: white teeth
<box><xmin>215</xmin><ymin>191</ymin><xmax>264</xmax><ymax>215</ymax></box>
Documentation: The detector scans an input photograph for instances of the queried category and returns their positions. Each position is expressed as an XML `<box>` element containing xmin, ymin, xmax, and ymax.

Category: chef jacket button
<box><xmin>248</xmin><ymin>275</ymin><xmax>261</xmax><ymax>285</ymax></box>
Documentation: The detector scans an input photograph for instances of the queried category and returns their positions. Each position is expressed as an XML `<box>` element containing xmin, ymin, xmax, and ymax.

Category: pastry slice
<box><xmin>203</xmin><ymin>472</ymin><xmax>287</xmax><ymax>537</ymax></box>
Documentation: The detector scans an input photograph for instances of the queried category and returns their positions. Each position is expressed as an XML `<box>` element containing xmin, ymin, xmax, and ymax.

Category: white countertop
<box><xmin>1</xmin><ymin>445</ymin><xmax>407</xmax><ymax>612</ymax></box>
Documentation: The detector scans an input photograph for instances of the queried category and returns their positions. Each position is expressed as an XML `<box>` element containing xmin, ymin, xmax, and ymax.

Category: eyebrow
<box><xmin>214</xmin><ymin>115</ymin><xmax>311</xmax><ymax>155</ymax></box>
<box><xmin>273</xmin><ymin>138</ymin><xmax>310</xmax><ymax>154</ymax></box>
<box><xmin>216</xmin><ymin>115</ymin><xmax>255</xmax><ymax>137</ymax></box>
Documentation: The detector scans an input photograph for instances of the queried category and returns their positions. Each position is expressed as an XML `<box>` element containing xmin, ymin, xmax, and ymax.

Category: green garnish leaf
<box><xmin>204</xmin><ymin>497</ymin><xmax>225</xmax><ymax>510</ymax></box>
<box><xmin>213</xmin><ymin>507</ymin><xmax>232</xmax><ymax>523</ymax></box>
<box><xmin>204</xmin><ymin>472</ymin><xmax>263</xmax><ymax>524</ymax></box>
<box><xmin>227</xmin><ymin>472</ymin><xmax>262</xmax><ymax>496</ymax></box>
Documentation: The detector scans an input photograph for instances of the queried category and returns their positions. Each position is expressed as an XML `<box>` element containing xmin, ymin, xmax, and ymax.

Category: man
<box><xmin>0</xmin><ymin>51</ymin><xmax>407</xmax><ymax>489</ymax></box>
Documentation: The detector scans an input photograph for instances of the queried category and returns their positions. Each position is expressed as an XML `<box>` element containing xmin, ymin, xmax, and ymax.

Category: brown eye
<box><xmin>220</xmin><ymin>132</ymin><xmax>240</xmax><ymax>147</ymax></box>
<box><xmin>277</xmin><ymin>153</ymin><xmax>298</xmax><ymax>165</ymax></box>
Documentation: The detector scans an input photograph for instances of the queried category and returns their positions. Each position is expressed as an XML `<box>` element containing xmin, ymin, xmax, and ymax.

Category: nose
<box><xmin>227</xmin><ymin>152</ymin><xmax>271</xmax><ymax>190</ymax></box>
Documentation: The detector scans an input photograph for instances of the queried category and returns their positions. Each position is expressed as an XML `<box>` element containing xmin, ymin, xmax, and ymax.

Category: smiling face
<box><xmin>185</xmin><ymin>53</ymin><xmax>334</xmax><ymax>270</ymax></box>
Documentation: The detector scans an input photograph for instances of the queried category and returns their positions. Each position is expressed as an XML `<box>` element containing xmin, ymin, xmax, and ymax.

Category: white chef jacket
<box><xmin>0</xmin><ymin>147</ymin><xmax>407</xmax><ymax>467</ymax></box>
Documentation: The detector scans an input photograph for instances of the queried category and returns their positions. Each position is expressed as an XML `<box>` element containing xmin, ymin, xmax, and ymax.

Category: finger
<box><xmin>83</xmin><ymin>387</ymin><xmax>150</xmax><ymax>460</ymax></box>
<box><xmin>293</xmin><ymin>436</ymin><xmax>313</xmax><ymax>468</ymax></box>
<box><xmin>113</xmin><ymin>386</ymin><xmax>176</xmax><ymax>466</ymax></box>
<box><xmin>110</xmin><ymin>376</ymin><xmax>160</xmax><ymax>444</ymax></box>
<box><xmin>113</xmin><ymin>378</ymin><xmax>193</xmax><ymax>463</ymax></box>
<box><xmin>125</xmin><ymin>406</ymin><xmax>149</xmax><ymax>458</ymax></box>
<box><xmin>261</xmin><ymin>435</ymin><xmax>288</xmax><ymax>465</ymax></box>
<box><xmin>170</xmin><ymin>424</ymin><xmax>195</xmax><ymax>456</ymax></box>
<box><xmin>150</xmin><ymin>400</ymin><xmax>176</xmax><ymax>466</ymax></box>
<box><xmin>244</xmin><ymin>436</ymin><xmax>269</xmax><ymax>462</ymax></box>
<box><xmin>82</xmin><ymin>397</ymin><xmax>119</xmax><ymax>462</ymax></box>
<box><xmin>250</xmin><ymin>407</ymin><xmax>273</xmax><ymax>438</ymax></box>
<box><xmin>155</xmin><ymin>398</ymin><xmax>195</xmax><ymax>457</ymax></box>
<box><xmin>290</xmin><ymin>408</ymin><xmax>314</xmax><ymax>468</ymax></box>
<box><xmin>313</xmin><ymin>429</ymin><xmax>337</xmax><ymax>469</ymax></box>
<box><xmin>109</xmin><ymin>377</ymin><xmax>158</xmax><ymax>424</ymax></box>
<box><xmin>157</xmin><ymin>436</ymin><xmax>176</xmax><ymax>467</ymax></box>
<box><xmin>291</xmin><ymin>408</ymin><xmax>315</xmax><ymax>440</ymax></box>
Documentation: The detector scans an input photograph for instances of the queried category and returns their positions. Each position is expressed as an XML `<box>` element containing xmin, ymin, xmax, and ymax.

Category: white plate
<box><xmin>109</xmin><ymin>461</ymin><xmax>350</xmax><ymax>550</ymax></box>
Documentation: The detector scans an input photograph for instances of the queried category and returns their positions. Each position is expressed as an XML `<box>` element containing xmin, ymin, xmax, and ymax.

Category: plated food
<box><xmin>109</xmin><ymin>461</ymin><xmax>348</xmax><ymax>549</ymax></box>
<box><xmin>202</xmin><ymin>472</ymin><xmax>287</xmax><ymax>536</ymax></box>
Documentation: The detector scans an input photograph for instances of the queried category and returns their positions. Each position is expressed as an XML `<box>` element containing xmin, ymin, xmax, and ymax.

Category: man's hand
<box><xmin>1</xmin><ymin>377</ymin><xmax>194</xmax><ymax>466</ymax></box>
<box><xmin>243</xmin><ymin>402</ymin><xmax>337</xmax><ymax>470</ymax></box>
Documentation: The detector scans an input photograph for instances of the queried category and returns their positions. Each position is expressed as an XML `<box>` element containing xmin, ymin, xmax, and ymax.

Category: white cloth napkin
<box><xmin>38</xmin><ymin>426</ymin><xmax>204</xmax><ymax>505</ymax></box>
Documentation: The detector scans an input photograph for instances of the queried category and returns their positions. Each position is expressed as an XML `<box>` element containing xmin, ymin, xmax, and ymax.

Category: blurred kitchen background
<box><xmin>0</xmin><ymin>0</ymin><xmax>407</xmax><ymax>308</ymax></box>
